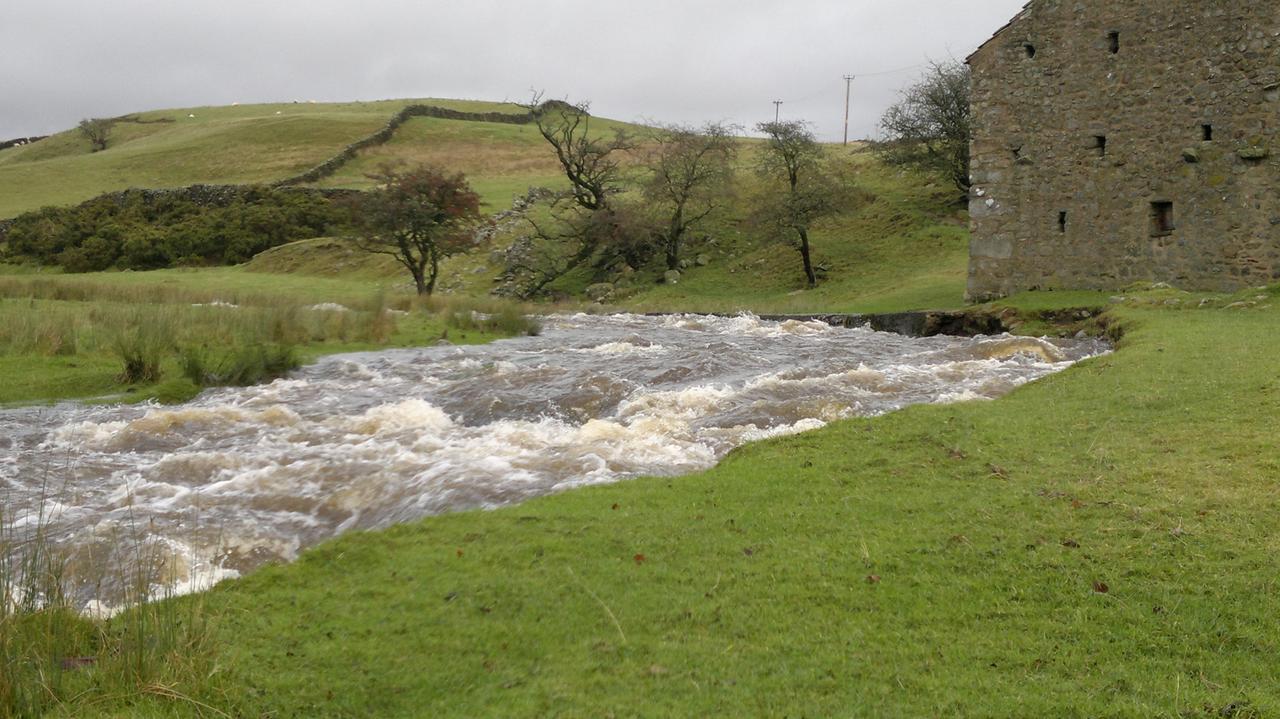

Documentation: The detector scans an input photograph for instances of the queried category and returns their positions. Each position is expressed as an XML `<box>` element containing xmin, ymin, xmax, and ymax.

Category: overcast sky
<box><xmin>0</xmin><ymin>0</ymin><xmax>1025</xmax><ymax>142</ymax></box>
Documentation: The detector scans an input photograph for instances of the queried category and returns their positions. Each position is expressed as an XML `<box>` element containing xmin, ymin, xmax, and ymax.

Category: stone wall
<box><xmin>272</xmin><ymin>104</ymin><xmax>535</xmax><ymax>187</ymax></box>
<box><xmin>0</xmin><ymin>136</ymin><xmax>47</xmax><ymax>152</ymax></box>
<box><xmin>967</xmin><ymin>0</ymin><xmax>1280</xmax><ymax>300</ymax></box>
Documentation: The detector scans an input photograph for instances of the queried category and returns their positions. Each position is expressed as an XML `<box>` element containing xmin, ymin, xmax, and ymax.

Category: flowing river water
<box><xmin>1</xmin><ymin>312</ymin><xmax>1107</xmax><ymax>611</ymax></box>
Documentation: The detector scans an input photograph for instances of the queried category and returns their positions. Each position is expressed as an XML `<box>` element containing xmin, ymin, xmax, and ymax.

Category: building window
<box><xmin>1058</xmin><ymin>211</ymin><xmax>1068</xmax><ymax>233</ymax></box>
<box><xmin>1093</xmin><ymin>135</ymin><xmax>1108</xmax><ymax>157</ymax></box>
<box><xmin>1108</xmin><ymin>31</ymin><xmax>1120</xmax><ymax>54</ymax></box>
<box><xmin>1202</xmin><ymin>124</ymin><xmax>1213</xmax><ymax>141</ymax></box>
<box><xmin>1150</xmin><ymin>202</ymin><xmax>1175</xmax><ymax>237</ymax></box>
<box><xmin>1024</xmin><ymin>43</ymin><xmax>1037</xmax><ymax>59</ymax></box>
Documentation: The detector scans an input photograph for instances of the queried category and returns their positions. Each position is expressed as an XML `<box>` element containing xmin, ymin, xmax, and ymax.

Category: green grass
<box><xmin>0</xmin><ymin>269</ymin><xmax>532</xmax><ymax>405</ymax></box>
<box><xmin>309</xmin><ymin>114</ymin><xmax>638</xmax><ymax>209</ymax></box>
<box><xmin>619</xmin><ymin>146</ymin><xmax>973</xmax><ymax>315</ymax></box>
<box><xmin>0</xmin><ymin>99</ymin><xmax>527</xmax><ymax>218</ymax></box>
<box><xmin>57</xmin><ymin>295</ymin><xmax>1271</xmax><ymax>717</ymax></box>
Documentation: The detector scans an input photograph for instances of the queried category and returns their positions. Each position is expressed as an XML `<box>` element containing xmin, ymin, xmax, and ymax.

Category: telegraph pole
<box><xmin>772</xmin><ymin>100</ymin><xmax>783</xmax><ymax>123</ymax></box>
<box><xmin>843</xmin><ymin>75</ymin><xmax>856</xmax><ymax>145</ymax></box>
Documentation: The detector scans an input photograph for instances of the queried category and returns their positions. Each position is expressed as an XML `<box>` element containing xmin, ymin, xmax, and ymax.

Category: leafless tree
<box><xmin>877</xmin><ymin>61</ymin><xmax>972</xmax><ymax>195</ymax></box>
<box><xmin>754</xmin><ymin>121</ymin><xmax>840</xmax><ymax>288</ymax></box>
<box><xmin>77</xmin><ymin>118</ymin><xmax>114</xmax><ymax>152</ymax></box>
<box><xmin>642</xmin><ymin>123</ymin><xmax>737</xmax><ymax>270</ymax></box>
<box><xmin>503</xmin><ymin>95</ymin><xmax>639</xmax><ymax>295</ymax></box>
<box><xmin>526</xmin><ymin>95</ymin><xmax>633</xmax><ymax>213</ymax></box>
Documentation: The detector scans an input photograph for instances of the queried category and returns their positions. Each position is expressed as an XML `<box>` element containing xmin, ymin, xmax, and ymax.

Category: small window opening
<box><xmin>1108</xmin><ymin>31</ymin><xmax>1120</xmax><ymax>54</ymax></box>
<box><xmin>1150</xmin><ymin>202</ymin><xmax>1175</xmax><ymax>237</ymax></box>
<box><xmin>1058</xmin><ymin>211</ymin><xmax>1068</xmax><ymax>233</ymax></box>
<box><xmin>1024</xmin><ymin>43</ymin><xmax>1037</xmax><ymax>59</ymax></box>
<box><xmin>1202</xmin><ymin>124</ymin><xmax>1213</xmax><ymax>141</ymax></box>
<box><xmin>1093</xmin><ymin>135</ymin><xmax>1108</xmax><ymax>157</ymax></box>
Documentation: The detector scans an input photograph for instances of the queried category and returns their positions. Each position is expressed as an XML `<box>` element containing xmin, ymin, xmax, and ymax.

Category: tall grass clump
<box><xmin>0</xmin><ymin>302</ymin><xmax>79</xmax><ymax>357</ymax></box>
<box><xmin>432</xmin><ymin>296</ymin><xmax>541</xmax><ymax>337</ymax></box>
<box><xmin>0</xmin><ymin>496</ymin><xmax>224</xmax><ymax>717</ymax></box>
<box><xmin>110</xmin><ymin>314</ymin><xmax>173</xmax><ymax>384</ymax></box>
<box><xmin>181</xmin><ymin>342</ymin><xmax>300</xmax><ymax>387</ymax></box>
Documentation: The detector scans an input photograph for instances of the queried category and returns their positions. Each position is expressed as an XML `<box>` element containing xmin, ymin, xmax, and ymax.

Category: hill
<box><xmin>1</xmin><ymin>97</ymin><xmax>970</xmax><ymax>312</ymax></box>
<box><xmin>0</xmin><ymin>98</ymin><xmax>528</xmax><ymax>218</ymax></box>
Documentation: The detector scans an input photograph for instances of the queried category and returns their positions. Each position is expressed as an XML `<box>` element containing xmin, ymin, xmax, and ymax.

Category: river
<box><xmin>0</xmin><ymin>312</ymin><xmax>1107</xmax><ymax>610</ymax></box>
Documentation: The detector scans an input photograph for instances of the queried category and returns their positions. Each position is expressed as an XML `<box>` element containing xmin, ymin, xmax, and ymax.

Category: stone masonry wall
<box><xmin>967</xmin><ymin>0</ymin><xmax>1280</xmax><ymax>300</ymax></box>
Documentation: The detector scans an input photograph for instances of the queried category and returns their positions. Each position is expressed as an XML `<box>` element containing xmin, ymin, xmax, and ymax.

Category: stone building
<box><xmin>966</xmin><ymin>0</ymin><xmax>1280</xmax><ymax>300</ymax></box>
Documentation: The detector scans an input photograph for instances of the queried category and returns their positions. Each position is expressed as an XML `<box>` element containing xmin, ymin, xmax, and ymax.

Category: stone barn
<box><xmin>965</xmin><ymin>0</ymin><xmax>1280</xmax><ymax>301</ymax></box>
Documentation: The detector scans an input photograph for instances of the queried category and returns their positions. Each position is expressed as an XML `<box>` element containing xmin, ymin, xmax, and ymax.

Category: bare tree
<box><xmin>527</xmin><ymin>96</ymin><xmax>633</xmax><ymax>213</ymax></box>
<box><xmin>754</xmin><ymin>121</ymin><xmax>839</xmax><ymax>289</ymax></box>
<box><xmin>502</xmin><ymin>95</ymin><xmax>638</xmax><ymax>295</ymax></box>
<box><xmin>347</xmin><ymin>164</ymin><xmax>484</xmax><ymax>295</ymax></box>
<box><xmin>78</xmin><ymin>118</ymin><xmax>114</xmax><ymax>152</ymax></box>
<box><xmin>877</xmin><ymin>61</ymin><xmax>972</xmax><ymax>195</ymax></box>
<box><xmin>642</xmin><ymin>123</ymin><xmax>737</xmax><ymax>270</ymax></box>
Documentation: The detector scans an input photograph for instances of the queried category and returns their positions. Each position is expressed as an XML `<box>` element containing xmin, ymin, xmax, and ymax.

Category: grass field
<box><xmin>0</xmin><ymin>267</ymin><xmax>532</xmax><ymax>405</ymax></box>
<box><xmin>309</xmin><ymin>116</ymin><xmax>572</xmax><ymax>209</ymax></box>
<box><xmin>0</xmin><ymin>99</ymin><xmax>527</xmax><ymax>218</ymax></box>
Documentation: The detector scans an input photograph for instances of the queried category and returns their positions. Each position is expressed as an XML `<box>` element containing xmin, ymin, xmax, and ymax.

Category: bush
<box><xmin>3</xmin><ymin>187</ymin><xmax>348</xmax><ymax>271</ymax></box>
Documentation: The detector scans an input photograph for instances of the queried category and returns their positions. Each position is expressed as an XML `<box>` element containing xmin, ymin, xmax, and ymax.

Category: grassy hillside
<box><xmin>0</xmin><ymin>99</ymin><xmax>525</xmax><ymax>218</ymax></box>
<box><xmin>2</xmin><ymin>97</ymin><xmax>967</xmax><ymax>312</ymax></box>
<box><xmin>308</xmin><ymin>115</ymin><xmax>587</xmax><ymax>209</ymax></box>
<box><xmin>621</xmin><ymin>147</ymin><xmax>973</xmax><ymax>314</ymax></box>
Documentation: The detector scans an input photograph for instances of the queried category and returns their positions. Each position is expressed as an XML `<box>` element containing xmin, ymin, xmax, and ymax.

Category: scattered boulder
<box><xmin>663</xmin><ymin>270</ymin><xmax>682</xmax><ymax>285</ymax></box>
<box><xmin>678</xmin><ymin>259</ymin><xmax>691</xmax><ymax>270</ymax></box>
<box><xmin>585</xmin><ymin>283</ymin><xmax>615</xmax><ymax>302</ymax></box>
<box><xmin>696</xmin><ymin>254</ymin><xmax>710</xmax><ymax>267</ymax></box>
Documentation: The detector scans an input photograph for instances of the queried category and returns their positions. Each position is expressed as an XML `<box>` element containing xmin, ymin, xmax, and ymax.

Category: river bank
<box><xmin>14</xmin><ymin>282</ymin><xmax>1265</xmax><ymax>717</ymax></box>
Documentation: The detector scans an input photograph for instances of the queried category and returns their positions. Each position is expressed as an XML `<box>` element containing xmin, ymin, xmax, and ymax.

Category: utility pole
<box><xmin>772</xmin><ymin>100</ymin><xmax>783</xmax><ymax>123</ymax></box>
<box><xmin>843</xmin><ymin>75</ymin><xmax>856</xmax><ymax>145</ymax></box>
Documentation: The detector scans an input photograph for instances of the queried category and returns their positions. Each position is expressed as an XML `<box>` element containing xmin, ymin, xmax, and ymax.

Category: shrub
<box><xmin>3</xmin><ymin>187</ymin><xmax>347</xmax><ymax>271</ymax></box>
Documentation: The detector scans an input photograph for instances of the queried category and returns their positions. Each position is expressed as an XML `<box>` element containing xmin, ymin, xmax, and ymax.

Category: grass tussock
<box><xmin>180</xmin><ymin>343</ymin><xmax>301</xmax><ymax>387</ymax></box>
<box><xmin>1</xmin><ymin>494</ymin><xmax>222</xmax><ymax>717</ymax></box>
<box><xmin>427</xmin><ymin>296</ymin><xmax>542</xmax><ymax>337</ymax></box>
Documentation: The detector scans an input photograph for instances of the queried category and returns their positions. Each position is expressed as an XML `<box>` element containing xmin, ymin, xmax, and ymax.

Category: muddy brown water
<box><xmin>0</xmin><ymin>312</ymin><xmax>1107</xmax><ymax>611</ymax></box>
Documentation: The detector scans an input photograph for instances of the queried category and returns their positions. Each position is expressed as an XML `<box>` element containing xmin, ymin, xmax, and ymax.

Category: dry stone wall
<box><xmin>0</xmin><ymin>136</ymin><xmax>47</xmax><ymax>151</ymax></box>
<box><xmin>967</xmin><ymin>0</ymin><xmax>1280</xmax><ymax>300</ymax></box>
<box><xmin>272</xmin><ymin>104</ymin><xmax>534</xmax><ymax>187</ymax></box>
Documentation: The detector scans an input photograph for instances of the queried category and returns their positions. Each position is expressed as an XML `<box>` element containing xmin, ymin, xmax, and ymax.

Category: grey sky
<box><xmin>0</xmin><ymin>0</ymin><xmax>1025</xmax><ymax>142</ymax></box>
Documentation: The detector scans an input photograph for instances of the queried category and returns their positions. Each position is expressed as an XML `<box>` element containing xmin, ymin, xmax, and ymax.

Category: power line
<box><xmin>776</xmin><ymin>62</ymin><xmax>926</xmax><ymax>107</ymax></box>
